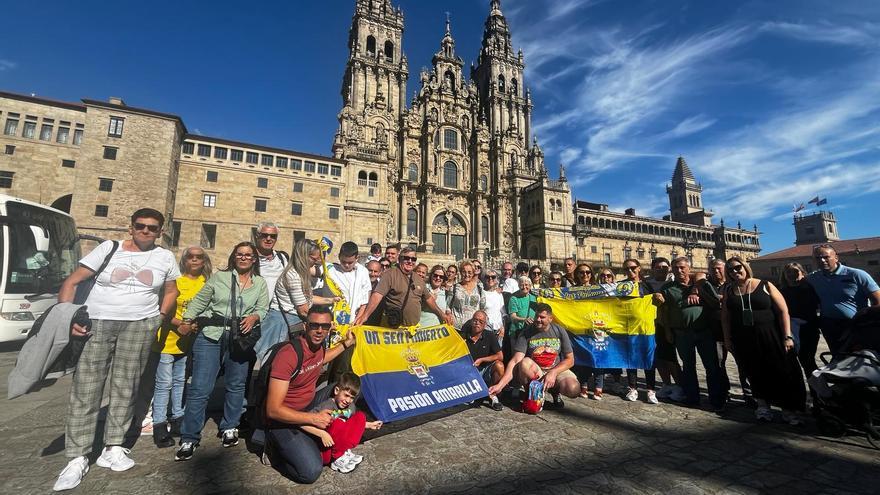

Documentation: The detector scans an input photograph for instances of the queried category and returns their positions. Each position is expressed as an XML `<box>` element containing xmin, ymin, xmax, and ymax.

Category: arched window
<box><xmin>443</xmin><ymin>161</ymin><xmax>458</xmax><ymax>188</ymax></box>
<box><xmin>498</xmin><ymin>74</ymin><xmax>506</xmax><ymax>93</ymax></box>
<box><xmin>481</xmin><ymin>216</ymin><xmax>489</xmax><ymax>243</ymax></box>
<box><xmin>358</xmin><ymin>170</ymin><xmax>368</xmax><ymax>185</ymax></box>
<box><xmin>384</xmin><ymin>41</ymin><xmax>394</xmax><ymax>62</ymax></box>
<box><xmin>511</xmin><ymin>78</ymin><xmax>518</xmax><ymax>96</ymax></box>
<box><xmin>366</xmin><ymin>36</ymin><xmax>376</xmax><ymax>56</ymax></box>
<box><xmin>406</xmin><ymin>207</ymin><xmax>418</xmax><ymax>237</ymax></box>
<box><xmin>444</xmin><ymin>70</ymin><xmax>456</xmax><ymax>90</ymax></box>
<box><xmin>480</xmin><ymin>174</ymin><xmax>488</xmax><ymax>192</ymax></box>
<box><xmin>408</xmin><ymin>163</ymin><xmax>418</xmax><ymax>182</ymax></box>
<box><xmin>368</xmin><ymin>172</ymin><xmax>378</xmax><ymax>187</ymax></box>
<box><xmin>443</xmin><ymin>128</ymin><xmax>458</xmax><ymax>150</ymax></box>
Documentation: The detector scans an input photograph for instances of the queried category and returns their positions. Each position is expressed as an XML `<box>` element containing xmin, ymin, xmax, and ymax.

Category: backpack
<box><xmin>276</xmin><ymin>250</ymin><xmax>290</xmax><ymax>266</ymax></box>
<box><xmin>250</xmin><ymin>336</ymin><xmax>304</xmax><ymax>449</ymax></box>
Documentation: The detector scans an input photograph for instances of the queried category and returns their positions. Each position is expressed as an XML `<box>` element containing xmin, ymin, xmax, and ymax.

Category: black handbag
<box><xmin>228</xmin><ymin>272</ymin><xmax>262</xmax><ymax>352</ymax></box>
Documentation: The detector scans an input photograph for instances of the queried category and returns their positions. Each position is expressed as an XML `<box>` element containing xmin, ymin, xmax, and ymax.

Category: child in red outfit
<box><xmin>301</xmin><ymin>373</ymin><xmax>382</xmax><ymax>473</ymax></box>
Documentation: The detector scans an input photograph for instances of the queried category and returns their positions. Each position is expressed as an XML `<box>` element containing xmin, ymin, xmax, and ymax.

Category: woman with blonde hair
<box><xmin>150</xmin><ymin>247</ymin><xmax>212</xmax><ymax>447</ymax></box>
<box><xmin>448</xmin><ymin>261</ymin><xmax>486</xmax><ymax>331</ymax></box>
<box><xmin>273</xmin><ymin>239</ymin><xmax>338</xmax><ymax>332</ymax></box>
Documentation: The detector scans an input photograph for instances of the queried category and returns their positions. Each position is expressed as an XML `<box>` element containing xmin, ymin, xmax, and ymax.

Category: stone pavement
<box><xmin>1</xmin><ymin>340</ymin><xmax>878</xmax><ymax>495</ymax></box>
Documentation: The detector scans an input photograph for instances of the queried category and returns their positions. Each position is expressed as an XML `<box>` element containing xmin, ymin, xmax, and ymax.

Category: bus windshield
<box><xmin>3</xmin><ymin>202</ymin><xmax>81</xmax><ymax>295</ymax></box>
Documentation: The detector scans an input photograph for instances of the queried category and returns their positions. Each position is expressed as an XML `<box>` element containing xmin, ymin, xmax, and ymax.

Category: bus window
<box><xmin>5</xmin><ymin>202</ymin><xmax>80</xmax><ymax>295</ymax></box>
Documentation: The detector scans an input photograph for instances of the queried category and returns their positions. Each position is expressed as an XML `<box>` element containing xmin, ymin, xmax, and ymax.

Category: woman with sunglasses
<box><xmin>482</xmin><ymin>269</ymin><xmax>507</xmax><ymax>344</ymax></box>
<box><xmin>570</xmin><ymin>263</ymin><xmax>604</xmax><ymax>399</ymax></box>
<box><xmin>778</xmin><ymin>263</ymin><xmax>821</xmax><ymax>377</ymax></box>
<box><xmin>548</xmin><ymin>271</ymin><xmax>564</xmax><ymax>289</ymax></box>
<box><xmin>529</xmin><ymin>265</ymin><xmax>544</xmax><ymax>289</ymax></box>
<box><xmin>150</xmin><ymin>247</ymin><xmax>213</xmax><ymax>447</ymax></box>
<box><xmin>176</xmin><ymin>242</ymin><xmax>269</xmax><ymax>460</ymax></box>
<box><xmin>721</xmin><ymin>257</ymin><xmax>806</xmax><ymax>424</ymax></box>
<box><xmin>620</xmin><ymin>260</ymin><xmax>659</xmax><ymax>404</ymax></box>
<box><xmin>448</xmin><ymin>261</ymin><xmax>486</xmax><ymax>332</ymax></box>
<box><xmin>272</xmin><ymin>239</ymin><xmax>339</xmax><ymax>338</ymax></box>
<box><xmin>573</xmin><ymin>263</ymin><xmax>594</xmax><ymax>287</ymax></box>
<box><xmin>420</xmin><ymin>265</ymin><xmax>449</xmax><ymax>327</ymax></box>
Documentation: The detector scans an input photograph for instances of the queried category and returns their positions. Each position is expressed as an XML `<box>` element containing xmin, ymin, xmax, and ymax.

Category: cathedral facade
<box><xmin>333</xmin><ymin>0</ymin><xmax>571</xmax><ymax>262</ymax></box>
<box><xmin>0</xmin><ymin>0</ymin><xmax>760</xmax><ymax>269</ymax></box>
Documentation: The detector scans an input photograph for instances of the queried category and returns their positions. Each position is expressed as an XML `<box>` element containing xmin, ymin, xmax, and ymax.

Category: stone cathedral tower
<box><xmin>335</xmin><ymin>0</ymin><xmax>569</xmax><ymax>261</ymax></box>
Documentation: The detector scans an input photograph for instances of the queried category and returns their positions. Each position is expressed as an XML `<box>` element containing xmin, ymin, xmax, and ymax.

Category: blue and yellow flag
<box><xmin>316</xmin><ymin>236</ymin><xmax>352</xmax><ymax>348</ymax></box>
<box><xmin>536</xmin><ymin>284</ymin><xmax>657</xmax><ymax>369</ymax></box>
<box><xmin>351</xmin><ymin>324</ymin><xmax>488</xmax><ymax>422</ymax></box>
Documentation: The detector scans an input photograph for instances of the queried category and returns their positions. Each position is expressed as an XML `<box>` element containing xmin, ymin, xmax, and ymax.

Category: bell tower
<box><xmin>667</xmin><ymin>156</ymin><xmax>712</xmax><ymax>226</ymax></box>
<box><xmin>334</xmin><ymin>0</ymin><xmax>409</xmax><ymax>246</ymax></box>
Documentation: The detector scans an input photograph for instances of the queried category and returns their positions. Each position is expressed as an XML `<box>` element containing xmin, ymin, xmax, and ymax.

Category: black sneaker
<box><xmin>489</xmin><ymin>396</ymin><xmax>503</xmax><ymax>411</ymax></box>
<box><xmin>221</xmin><ymin>428</ymin><xmax>239</xmax><ymax>448</ymax></box>
<box><xmin>545</xmin><ymin>393</ymin><xmax>565</xmax><ymax>410</ymax></box>
<box><xmin>153</xmin><ymin>422</ymin><xmax>175</xmax><ymax>448</ymax></box>
<box><xmin>174</xmin><ymin>441</ymin><xmax>198</xmax><ymax>461</ymax></box>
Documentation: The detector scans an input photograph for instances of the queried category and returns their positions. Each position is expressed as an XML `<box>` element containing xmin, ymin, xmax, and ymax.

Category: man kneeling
<box><xmin>264</xmin><ymin>305</ymin><xmax>356</xmax><ymax>483</ymax></box>
<box><xmin>488</xmin><ymin>303</ymin><xmax>579</xmax><ymax>408</ymax></box>
<box><xmin>465</xmin><ymin>310</ymin><xmax>504</xmax><ymax>411</ymax></box>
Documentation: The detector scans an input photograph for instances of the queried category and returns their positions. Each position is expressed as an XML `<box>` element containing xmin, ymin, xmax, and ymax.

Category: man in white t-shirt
<box><xmin>327</xmin><ymin>242</ymin><xmax>372</xmax><ymax>382</ymax></box>
<box><xmin>53</xmin><ymin>208</ymin><xmax>180</xmax><ymax>492</ymax></box>
<box><xmin>253</xmin><ymin>222</ymin><xmax>291</xmax><ymax>361</ymax></box>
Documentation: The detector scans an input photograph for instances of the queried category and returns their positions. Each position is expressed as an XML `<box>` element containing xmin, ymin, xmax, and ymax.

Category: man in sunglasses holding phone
<box><xmin>254</xmin><ymin>222</ymin><xmax>292</xmax><ymax>361</ymax></box>
<box><xmin>54</xmin><ymin>208</ymin><xmax>180</xmax><ymax>491</ymax></box>
<box><xmin>354</xmin><ymin>247</ymin><xmax>452</xmax><ymax>327</ymax></box>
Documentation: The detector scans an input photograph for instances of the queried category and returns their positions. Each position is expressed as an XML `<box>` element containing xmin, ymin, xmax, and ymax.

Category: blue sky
<box><xmin>2</xmin><ymin>0</ymin><xmax>877</xmax><ymax>254</ymax></box>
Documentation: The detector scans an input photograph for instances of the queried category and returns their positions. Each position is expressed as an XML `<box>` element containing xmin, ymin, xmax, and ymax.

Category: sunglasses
<box><xmin>235</xmin><ymin>253</ymin><xmax>254</xmax><ymax>259</ymax></box>
<box><xmin>728</xmin><ymin>265</ymin><xmax>744</xmax><ymax>273</ymax></box>
<box><xmin>625</xmin><ymin>265</ymin><xmax>639</xmax><ymax>270</ymax></box>
<box><xmin>401</xmin><ymin>255</ymin><xmax>417</xmax><ymax>263</ymax></box>
<box><xmin>576</xmin><ymin>270</ymin><xmax>591</xmax><ymax>275</ymax></box>
<box><xmin>486</xmin><ymin>275</ymin><xmax>497</xmax><ymax>279</ymax></box>
<box><xmin>258</xmin><ymin>232</ymin><xmax>278</xmax><ymax>240</ymax></box>
<box><xmin>133</xmin><ymin>222</ymin><xmax>160</xmax><ymax>233</ymax></box>
<box><xmin>551</xmin><ymin>277</ymin><xmax>562</xmax><ymax>282</ymax></box>
<box><xmin>307</xmin><ymin>322</ymin><xmax>332</xmax><ymax>331</ymax></box>
<box><xmin>432</xmin><ymin>273</ymin><xmax>446</xmax><ymax>279</ymax></box>
<box><xmin>600</xmin><ymin>273</ymin><xmax>614</xmax><ymax>278</ymax></box>
<box><xmin>381</xmin><ymin>263</ymin><xmax>391</xmax><ymax>268</ymax></box>
<box><xmin>186</xmin><ymin>254</ymin><xmax>205</xmax><ymax>260</ymax></box>
<box><xmin>531</xmin><ymin>271</ymin><xmax>542</xmax><ymax>276</ymax></box>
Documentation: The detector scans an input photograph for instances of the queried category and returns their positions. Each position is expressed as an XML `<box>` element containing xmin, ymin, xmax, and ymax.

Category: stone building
<box><xmin>572</xmin><ymin>157</ymin><xmax>761</xmax><ymax>272</ymax></box>
<box><xmin>0</xmin><ymin>1</ymin><xmax>760</xmax><ymax>269</ymax></box>
<box><xmin>332</xmin><ymin>0</ymin><xmax>568</xmax><ymax>263</ymax></box>
<box><xmin>0</xmin><ymin>92</ymin><xmax>183</xmax><ymax>242</ymax></box>
<box><xmin>751</xmin><ymin>211</ymin><xmax>879</xmax><ymax>283</ymax></box>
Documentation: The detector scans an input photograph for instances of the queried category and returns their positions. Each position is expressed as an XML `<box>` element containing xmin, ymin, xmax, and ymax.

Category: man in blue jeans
<box><xmin>264</xmin><ymin>305</ymin><xmax>355</xmax><ymax>483</ymax></box>
<box><xmin>653</xmin><ymin>257</ymin><xmax>724</xmax><ymax>411</ymax></box>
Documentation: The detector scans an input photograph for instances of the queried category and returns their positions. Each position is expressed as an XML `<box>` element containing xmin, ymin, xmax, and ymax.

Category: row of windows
<box><xmin>182</xmin><ymin>142</ymin><xmax>342</xmax><ymax>177</ymax></box>
<box><xmin>578</xmin><ymin>215</ymin><xmax>715</xmax><ymax>242</ymax></box>
<box><xmin>2</xmin><ymin>111</ymin><xmax>84</xmax><ymax>144</ymax></box>
<box><xmin>172</xmin><ymin>222</ymin><xmax>308</xmax><ymax>250</ymax></box>
<box><xmin>204</xmin><ymin>170</ymin><xmax>338</xmax><ymax>196</ymax></box>
<box><xmin>200</xmin><ymin>193</ymin><xmax>340</xmax><ymax>218</ymax></box>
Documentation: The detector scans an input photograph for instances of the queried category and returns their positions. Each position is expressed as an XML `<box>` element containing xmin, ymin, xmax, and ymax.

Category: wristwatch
<box><xmin>784</xmin><ymin>335</ymin><xmax>794</xmax><ymax>341</ymax></box>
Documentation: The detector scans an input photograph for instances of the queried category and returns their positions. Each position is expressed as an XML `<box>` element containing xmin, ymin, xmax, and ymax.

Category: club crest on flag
<box><xmin>402</xmin><ymin>345</ymin><xmax>433</xmax><ymax>386</ymax></box>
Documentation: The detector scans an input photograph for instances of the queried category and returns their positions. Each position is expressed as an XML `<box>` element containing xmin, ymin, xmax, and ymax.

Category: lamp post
<box><xmin>681</xmin><ymin>232</ymin><xmax>698</xmax><ymax>266</ymax></box>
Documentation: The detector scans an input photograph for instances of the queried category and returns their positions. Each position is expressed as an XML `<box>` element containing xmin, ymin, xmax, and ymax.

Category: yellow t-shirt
<box><xmin>154</xmin><ymin>274</ymin><xmax>206</xmax><ymax>354</ymax></box>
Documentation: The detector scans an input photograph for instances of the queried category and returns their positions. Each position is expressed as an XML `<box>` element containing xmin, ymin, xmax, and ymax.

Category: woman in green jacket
<box><xmin>174</xmin><ymin>242</ymin><xmax>269</xmax><ymax>461</ymax></box>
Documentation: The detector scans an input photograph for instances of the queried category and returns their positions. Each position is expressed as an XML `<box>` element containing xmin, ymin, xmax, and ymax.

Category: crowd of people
<box><xmin>50</xmin><ymin>209</ymin><xmax>880</xmax><ymax>490</ymax></box>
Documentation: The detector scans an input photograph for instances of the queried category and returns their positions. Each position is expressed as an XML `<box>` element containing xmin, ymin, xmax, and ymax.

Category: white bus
<box><xmin>0</xmin><ymin>195</ymin><xmax>81</xmax><ymax>342</ymax></box>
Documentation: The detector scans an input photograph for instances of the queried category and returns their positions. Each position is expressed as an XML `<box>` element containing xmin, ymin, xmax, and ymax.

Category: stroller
<box><xmin>808</xmin><ymin>347</ymin><xmax>880</xmax><ymax>448</ymax></box>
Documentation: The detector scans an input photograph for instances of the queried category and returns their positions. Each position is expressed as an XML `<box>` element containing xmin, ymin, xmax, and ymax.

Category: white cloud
<box><xmin>761</xmin><ymin>21</ymin><xmax>880</xmax><ymax>48</ymax></box>
<box><xmin>0</xmin><ymin>59</ymin><xmax>16</xmax><ymax>71</ymax></box>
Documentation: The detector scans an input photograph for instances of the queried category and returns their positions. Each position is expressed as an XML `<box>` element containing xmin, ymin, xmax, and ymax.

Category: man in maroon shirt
<box><xmin>264</xmin><ymin>305</ymin><xmax>355</xmax><ymax>483</ymax></box>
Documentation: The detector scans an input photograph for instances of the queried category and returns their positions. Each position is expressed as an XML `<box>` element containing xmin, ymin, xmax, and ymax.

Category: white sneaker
<box><xmin>96</xmin><ymin>446</ymin><xmax>135</xmax><ymax>472</ymax></box>
<box><xmin>331</xmin><ymin>452</ymin><xmax>356</xmax><ymax>473</ymax></box>
<box><xmin>624</xmin><ymin>387</ymin><xmax>639</xmax><ymax>402</ymax></box>
<box><xmin>345</xmin><ymin>449</ymin><xmax>363</xmax><ymax>465</ymax></box>
<box><xmin>646</xmin><ymin>390</ymin><xmax>659</xmax><ymax>405</ymax></box>
<box><xmin>53</xmin><ymin>456</ymin><xmax>89</xmax><ymax>491</ymax></box>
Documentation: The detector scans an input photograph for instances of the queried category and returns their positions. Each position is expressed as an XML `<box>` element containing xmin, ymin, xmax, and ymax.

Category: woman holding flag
<box><xmin>273</xmin><ymin>239</ymin><xmax>339</xmax><ymax>338</ymax></box>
